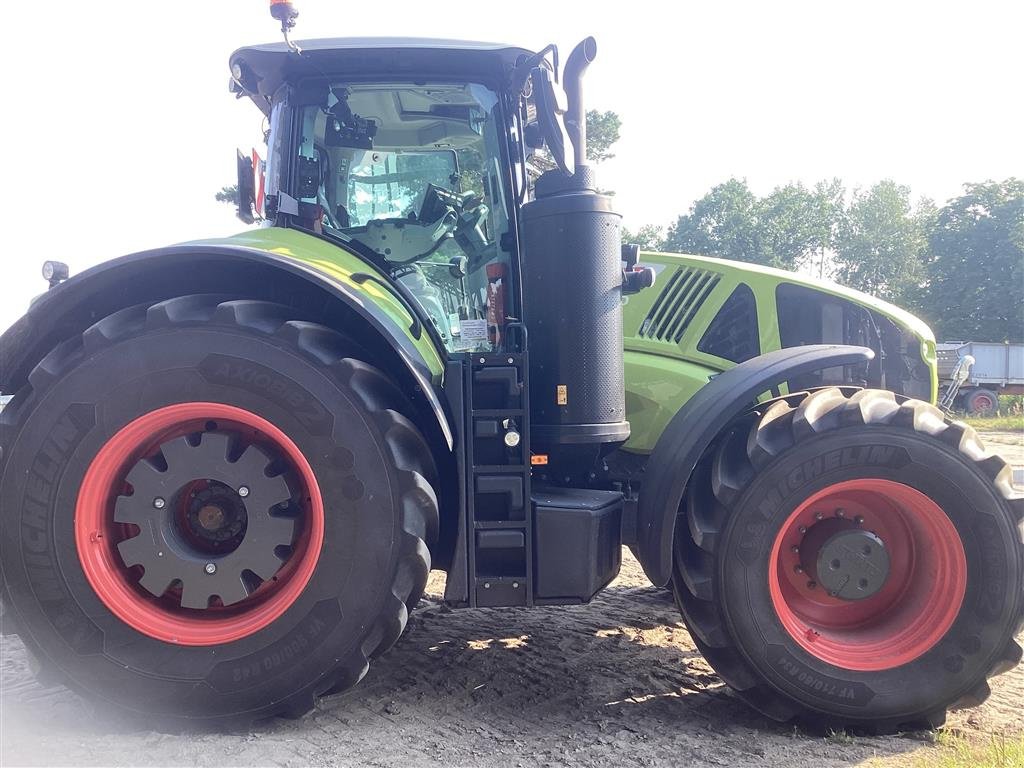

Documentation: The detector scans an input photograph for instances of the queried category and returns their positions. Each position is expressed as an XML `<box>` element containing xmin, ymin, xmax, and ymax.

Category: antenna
<box><xmin>269</xmin><ymin>1</ymin><xmax>301</xmax><ymax>53</ymax></box>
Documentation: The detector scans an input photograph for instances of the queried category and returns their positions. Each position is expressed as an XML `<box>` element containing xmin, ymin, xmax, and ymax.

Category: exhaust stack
<box><xmin>563</xmin><ymin>37</ymin><xmax>597</xmax><ymax>171</ymax></box>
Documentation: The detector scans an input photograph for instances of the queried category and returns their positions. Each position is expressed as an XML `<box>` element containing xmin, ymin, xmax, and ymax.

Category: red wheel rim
<box><xmin>973</xmin><ymin>393</ymin><xmax>995</xmax><ymax>413</ymax></box>
<box><xmin>75</xmin><ymin>403</ymin><xmax>324</xmax><ymax>645</ymax></box>
<box><xmin>768</xmin><ymin>479</ymin><xmax>966</xmax><ymax>671</ymax></box>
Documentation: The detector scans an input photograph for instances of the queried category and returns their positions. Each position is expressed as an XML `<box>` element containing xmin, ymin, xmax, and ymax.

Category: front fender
<box><xmin>635</xmin><ymin>344</ymin><xmax>874</xmax><ymax>586</ymax></box>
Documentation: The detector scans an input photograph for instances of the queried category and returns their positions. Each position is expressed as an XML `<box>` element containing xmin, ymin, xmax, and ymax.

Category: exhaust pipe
<box><xmin>563</xmin><ymin>37</ymin><xmax>597</xmax><ymax>171</ymax></box>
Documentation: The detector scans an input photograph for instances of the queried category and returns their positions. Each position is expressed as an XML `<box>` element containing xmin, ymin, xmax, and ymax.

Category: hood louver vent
<box><xmin>638</xmin><ymin>267</ymin><xmax>721</xmax><ymax>342</ymax></box>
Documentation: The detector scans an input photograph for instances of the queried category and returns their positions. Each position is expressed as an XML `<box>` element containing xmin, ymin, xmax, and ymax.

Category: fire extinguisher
<box><xmin>486</xmin><ymin>263</ymin><xmax>507</xmax><ymax>348</ymax></box>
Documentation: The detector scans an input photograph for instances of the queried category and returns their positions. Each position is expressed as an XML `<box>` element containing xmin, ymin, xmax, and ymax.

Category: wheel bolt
<box><xmin>238</xmin><ymin>486</ymin><xmax>250</xmax><ymax>498</ymax></box>
<box><xmin>836</xmin><ymin>508</ymin><xmax>846</xmax><ymax>518</ymax></box>
<box><xmin>798</xmin><ymin>526</ymin><xmax>807</xmax><ymax>534</ymax></box>
<box><xmin>814</xmin><ymin>512</ymin><xmax>824</xmax><ymax>521</ymax></box>
<box><xmin>794</xmin><ymin>565</ymin><xmax>804</xmax><ymax>574</ymax></box>
<box><xmin>806</xmin><ymin>580</ymin><xmax>817</xmax><ymax>589</ymax></box>
<box><xmin>790</xmin><ymin>545</ymin><xmax>800</xmax><ymax>554</ymax></box>
<box><xmin>153</xmin><ymin>497</ymin><xmax>166</xmax><ymax>509</ymax></box>
<box><xmin>204</xmin><ymin>562</ymin><xmax>217</xmax><ymax>574</ymax></box>
<box><xmin>854</xmin><ymin>515</ymin><xmax>864</xmax><ymax>525</ymax></box>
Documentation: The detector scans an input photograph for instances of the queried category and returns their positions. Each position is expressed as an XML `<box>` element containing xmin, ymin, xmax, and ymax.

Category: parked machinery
<box><xmin>0</xmin><ymin>4</ymin><xmax>1019</xmax><ymax>733</ymax></box>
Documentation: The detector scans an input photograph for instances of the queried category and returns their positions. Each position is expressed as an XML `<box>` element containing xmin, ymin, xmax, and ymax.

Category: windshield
<box><xmin>293</xmin><ymin>82</ymin><xmax>512</xmax><ymax>352</ymax></box>
<box><xmin>345</xmin><ymin>151</ymin><xmax>458</xmax><ymax>225</ymax></box>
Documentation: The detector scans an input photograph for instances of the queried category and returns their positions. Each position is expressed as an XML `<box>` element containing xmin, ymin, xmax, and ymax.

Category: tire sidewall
<box><xmin>1</xmin><ymin>324</ymin><xmax>405</xmax><ymax>718</ymax></box>
<box><xmin>718</xmin><ymin>425</ymin><xmax>1021</xmax><ymax>722</ymax></box>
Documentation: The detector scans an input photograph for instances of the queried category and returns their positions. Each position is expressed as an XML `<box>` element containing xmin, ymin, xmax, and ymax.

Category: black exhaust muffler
<box><xmin>520</xmin><ymin>37</ymin><xmax>629</xmax><ymax>464</ymax></box>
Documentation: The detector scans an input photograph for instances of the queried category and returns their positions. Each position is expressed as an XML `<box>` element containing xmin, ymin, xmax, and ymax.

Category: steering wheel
<box><xmin>418</xmin><ymin>184</ymin><xmax>463</xmax><ymax>224</ymax></box>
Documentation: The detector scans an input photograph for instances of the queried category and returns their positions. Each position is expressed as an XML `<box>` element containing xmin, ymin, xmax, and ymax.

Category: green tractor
<box><xmin>1</xmin><ymin>6</ymin><xmax>1020</xmax><ymax>732</ymax></box>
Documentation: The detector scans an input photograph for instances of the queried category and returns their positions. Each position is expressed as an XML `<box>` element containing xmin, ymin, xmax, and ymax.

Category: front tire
<box><xmin>673</xmin><ymin>387</ymin><xmax>1023</xmax><ymax>732</ymax></box>
<box><xmin>0</xmin><ymin>296</ymin><xmax>438</xmax><ymax>725</ymax></box>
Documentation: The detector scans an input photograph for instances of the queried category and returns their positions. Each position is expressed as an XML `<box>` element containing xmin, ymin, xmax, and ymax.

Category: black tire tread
<box><xmin>0</xmin><ymin>294</ymin><xmax>439</xmax><ymax>724</ymax></box>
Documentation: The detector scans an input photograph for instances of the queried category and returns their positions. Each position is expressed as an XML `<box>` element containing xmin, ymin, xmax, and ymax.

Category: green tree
<box><xmin>621</xmin><ymin>224</ymin><xmax>666</xmax><ymax>251</ymax></box>
<box><xmin>833</xmin><ymin>181</ymin><xmax>929</xmax><ymax>304</ymax></box>
<box><xmin>530</xmin><ymin>109</ymin><xmax>622</xmax><ymax>174</ymax></box>
<box><xmin>584</xmin><ymin>110</ymin><xmax>622</xmax><ymax>163</ymax></box>
<box><xmin>216</xmin><ymin>185</ymin><xmax>239</xmax><ymax>205</ymax></box>
<box><xmin>759</xmin><ymin>180</ymin><xmax>845</xmax><ymax>271</ymax></box>
<box><xmin>663</xmin><ymin>178</ymin><xmax>846</xmax><ymax>270</ymax></box>
<box><xmin>663</xmin><ymin>178</ymin><xmax>847</xmax><ymax>270</ymax></box>
<box><xmin>808</xmin><ymin>178</ymin><xmax>846</xmax><ymax>278</ymax></box>
<box><xmin>663</xmin><ymin>178</ymin><xmax>763</xmax><ymax>263</ymax></box>
<box><xmin>918</xmin><ymin>179</ymin><xmax>1024</xmax><ymax>341</ymax></box>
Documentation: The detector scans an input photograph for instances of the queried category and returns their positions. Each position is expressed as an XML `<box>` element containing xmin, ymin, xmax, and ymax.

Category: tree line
<box><xmin>568</xmin><ymin>111</ymin><xmax>1021</xmax><ymax>343</ymax></box>
<box><xmin>623</xmin><ymin>178</ymin><xmax>1023</xmax><ymax>343</ymax></box>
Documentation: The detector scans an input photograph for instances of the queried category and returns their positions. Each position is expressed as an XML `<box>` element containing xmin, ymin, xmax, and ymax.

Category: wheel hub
<box><xmin>114</xmin><ymin>430</ymin><xmax>296</xmax><ymax>609</ymax></box>
<box><xmin>812</xmin><ymin>528</ymin><xmax>889</xmax><ymax>600</ymax></box>
<box><xmin>183</xmin><ymin>481</ymin><xmax>249</xmax><ymax>551</ymax></box>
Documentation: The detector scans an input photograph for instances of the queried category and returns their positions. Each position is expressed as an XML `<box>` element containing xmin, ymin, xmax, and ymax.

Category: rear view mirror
<box><xmin>235</xmin><ymin>149</ymin><xmax>257</xmax><ymax>224</ymax></box>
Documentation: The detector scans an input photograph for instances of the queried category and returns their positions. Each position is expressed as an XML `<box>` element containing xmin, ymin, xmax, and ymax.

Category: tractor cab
<box><xmin>230</xmin><ymin>39</ymin><xmax>534</xmax><ymax>354</ymax></box>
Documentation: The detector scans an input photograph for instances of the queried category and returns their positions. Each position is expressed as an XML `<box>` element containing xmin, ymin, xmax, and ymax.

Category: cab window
<box><xmin>293</xmin><ymin>82</ymin><xmax>512</xmax><ymax>353</ymax></box>
<box><xmin>697</xmin><ymin>283</ymin><xmax>760</xmax><ymax>363</ymax></box>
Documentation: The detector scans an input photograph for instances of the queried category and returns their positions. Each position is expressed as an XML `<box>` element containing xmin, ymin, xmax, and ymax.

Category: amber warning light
<box><xmin>269</xmin><ymin>1</ymin><xmax>301</xmax><ymax>52</ymax></box>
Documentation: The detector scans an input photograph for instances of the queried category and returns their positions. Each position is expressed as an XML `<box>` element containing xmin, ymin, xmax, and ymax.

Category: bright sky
<box><xmin>1</xmin><ymin>1</ymin><xmax>1020</xmax><ymax>333</ymax></box>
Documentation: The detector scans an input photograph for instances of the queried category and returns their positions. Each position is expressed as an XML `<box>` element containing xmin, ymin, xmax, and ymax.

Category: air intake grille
<box><xmin>638</xmin><ymin>267</ymin><xmax>721</xmax><ymax>342</ymax></box>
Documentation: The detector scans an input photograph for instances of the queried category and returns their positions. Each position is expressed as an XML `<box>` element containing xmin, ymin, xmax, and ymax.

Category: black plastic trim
<box><xmin>635</xmin><ymin>344</ymin><xmax>875</xmax><ymax>586</ymax></box>
<box><xmin>531</xmin><ymin>422</ymin><xmax>631</xmax><ymax>444</ymax></box>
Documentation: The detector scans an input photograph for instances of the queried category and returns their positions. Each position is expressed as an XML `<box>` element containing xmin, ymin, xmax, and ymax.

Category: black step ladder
<box><xmin>459</xmin><ymin>352</ymin><xmax>533</xmax><ymax>607</ymax></box>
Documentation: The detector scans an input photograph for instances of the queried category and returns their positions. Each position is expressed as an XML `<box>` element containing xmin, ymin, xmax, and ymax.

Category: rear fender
<box><xmin>635</xmin><ymin>344</ymin><xmax>875</xmax><ymax>586</ymax></box>
<box><xmin>0</xmin><ymin>243</ymin><xmax>453</xmax><ymax>449</ymax></box>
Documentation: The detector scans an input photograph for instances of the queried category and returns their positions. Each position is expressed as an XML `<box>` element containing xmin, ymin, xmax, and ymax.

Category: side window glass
<box><xmin>293</xmin><ymin>83</ymin><xmax>512</xmax><ymax>354</ymax></box>
<box><xmin>697</xmin><ymin>283</ymin><xmax>760</xmax><ymax>363</ymax></box>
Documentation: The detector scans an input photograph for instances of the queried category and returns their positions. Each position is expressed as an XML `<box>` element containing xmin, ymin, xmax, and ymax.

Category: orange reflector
<box><xmin>531</xmin><ymin>454</ymin><xmax>549</xmax><ymax>466</ymax></box>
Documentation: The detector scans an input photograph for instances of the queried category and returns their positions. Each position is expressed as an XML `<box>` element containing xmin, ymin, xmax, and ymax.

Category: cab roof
<box><xmin>230</xmin><ymin>37</ymin><xmax>534</xmax><ymax>113</ymax></box>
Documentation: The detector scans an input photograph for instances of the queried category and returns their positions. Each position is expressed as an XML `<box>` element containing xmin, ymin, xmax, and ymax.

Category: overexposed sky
<box><xmin>0</xmin><ymin>0</ymin><xmax>1020</xmax><ymax>333</ymax></box>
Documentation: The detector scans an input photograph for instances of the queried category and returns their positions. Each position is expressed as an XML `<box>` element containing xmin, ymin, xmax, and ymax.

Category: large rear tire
<box><xmin>673</xmin><ymin>387</ymin><xmax>1023</xmax><ymax>732</ymax></box>
<box><xmin>0</xmin><ymin>296</ymin><xmax>438</xmax><ymax>726</ymax></box>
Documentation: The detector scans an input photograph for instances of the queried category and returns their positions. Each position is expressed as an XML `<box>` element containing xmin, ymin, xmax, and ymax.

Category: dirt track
<box><xmin>1</xmin><ymin>434</ymin><xmax>1022</xmax><ymax>767</ymax></box>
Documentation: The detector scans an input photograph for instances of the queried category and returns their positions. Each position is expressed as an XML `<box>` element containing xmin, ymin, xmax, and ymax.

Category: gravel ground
<box><xmin>1</xmin><ymin>431</ymin><xmax>1021</xmax><ymax>768</ymax></box>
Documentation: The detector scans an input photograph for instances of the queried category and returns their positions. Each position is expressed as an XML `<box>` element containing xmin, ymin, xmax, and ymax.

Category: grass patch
<box><xmin>904</xmin><ymin>730</ymin><xmax>1024</xmax><ymax>767</ymax></box>
<box><xmin>961</xmin><ymin>415</ymin><xmax>1024</xmax><ymax>432</ymax></box>
<box><xmin>826</xmin><ymin>728</ymin><xmax>856</xmax><ymax>744</ymax></box>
